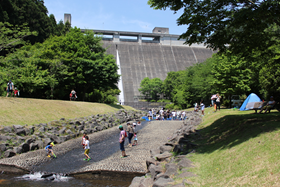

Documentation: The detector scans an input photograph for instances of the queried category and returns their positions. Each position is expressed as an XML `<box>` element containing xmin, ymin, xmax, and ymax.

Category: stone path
<box><xmin>0</xmin><ymin>120</ymin><xmax>183</xmax><ymax>175</ymax></box>
<box><xmin>72</xmin><ymin>121</ymin><xmax>183</xmax><ymax>174</ymax></box>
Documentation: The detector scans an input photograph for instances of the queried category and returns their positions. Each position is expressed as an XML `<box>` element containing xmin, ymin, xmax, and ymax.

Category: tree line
<box><xmin>0</xmin><ymin>0</ymin><xmax>120</xmax><ymax>103</ymax></box>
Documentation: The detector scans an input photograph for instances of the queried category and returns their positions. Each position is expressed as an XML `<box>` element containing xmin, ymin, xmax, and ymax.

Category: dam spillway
<box><xmin>83</xmin><ymin>27</ymin><xmax>216</xmax><ymax>103</ymax></box>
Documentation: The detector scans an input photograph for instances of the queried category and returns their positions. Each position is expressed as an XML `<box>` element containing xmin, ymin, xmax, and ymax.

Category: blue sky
<box><xmin>44</xmin><ymin>0</ymin><xmax>187</xmax><ymax>35</ymax></box>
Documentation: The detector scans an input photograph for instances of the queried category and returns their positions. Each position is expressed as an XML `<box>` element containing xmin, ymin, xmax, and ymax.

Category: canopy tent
<box><xmin>239</xmin><ymin>93</ymin><xmax>262</xmax><ymax>111</ymax></box>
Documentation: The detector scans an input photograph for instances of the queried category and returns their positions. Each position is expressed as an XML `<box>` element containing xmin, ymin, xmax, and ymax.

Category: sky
<box><xmin>44</xmin><ymin>0</ymin><xmax>187</xmax><ymax>35</ymax></box>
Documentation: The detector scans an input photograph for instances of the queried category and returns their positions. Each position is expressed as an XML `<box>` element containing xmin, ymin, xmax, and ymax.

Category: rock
<box><xmin>177</xmin><ymin>158</ymin><xmax>193</xmax><ymax>170</ymax></box>
<box><xmin>0</xmin><ymin>135</ymin><xmax>8</xmax><ymax>141</ymax></box>
<box><xmin>20</xmin><ymin>143</ymin><xmax>30</xmax><ymax>153</ymax></box>
<box><xmin>0</xmin><ymin>143</ymin><xmax>7</xmax><ymax>151</ymax></box>
<box><xmin>14</xmin><ymin>128</ymin><xmax>26</xmax><ymax>135</ymax></box>
<box><xmin>149</xmin><ymin>164</ymin><xmax>163</xmax><ymax>179</ymax></box>
<box><xmin>41</xmin><ymin>173</ymin><xmax>53</xmax><ymax>178</ymax></box>
<box><xmin>146</xmin><ymin>158</ymin><xmax>158</xmax><ymax>169</ymax></box>
<box><xmin>164</xmin><ymin>163</ymin><xmax>178</xmax><ymax>176</ymax></box>
<box><xmin>155</xmin><ymin>173</ymin><xmax>170</xmax><ymax>180</ymax></box>
<box><xmin>60</xmin><ymin>118</ymin><xmax>65</xmax><ymax>121</ymax></box>
<box><xmin>129</xmin><ymin>176</ymin><xmax>144</xmax><ymax>187</ymax></box>
<box><xmin>44</xmin><ymin>138</ymin><xmax>52</xmax><ymax>146</ymax></box>
<box><xmin>59</xmin><ymin>127</ymin><xmax>66</xmax><ymax>135</ymax></box>
<box><xmin>153</xmin><ymin>152</ymin><xmax>173</xmax><ymax>161</ymax></box>
<box><xmin>77</xmin><ymin>125</ymin><xmax>84</xmax><ymax>131</ymax></box>
<box><xmin>38</xmin><ymin>127</ymin><xmax>45</xmax><ymax>132</ymax></box>
<box><xmin>139</xmin><ymin>177</ymin><xmax>154</xmax><ymax>187</ymax></box>
<box><xmin>66</xmin><ymin>129</ymin><xmax>73</xmax><ymax>134</ymax></box>
<box><xmin>160</xmin><ymin>145</ymin><xmax>173</xmax><ymax>154</ymax></box>
<box><xmin>26</xmin><ymin>138</ymin><xmax>35</xmax><ymax>144</ymax></box>
<box><xmin>13</xmin><ymin>125</ymin><xmax>23</xmax><ymax>130</ymax></box>
<box><xmin>3</xmin><ymin>126</ymin><xmax>12</xmax><ymax>133</ymax></box>
<box><xmin>13</xmin><ymin>147</ymin><xmax>22</xmax><ymax>154</ymax></box>
<box><xmin>150</xmin><ymin>148</ymin><xmax>161</xmax><ymax>157</ymax></box>
<box><xmin>30</xmin><ymin>143</ymin><xmax>39</xmax><ymax>151</ymax></box>
<box><xmin>35</xmin><ymin>140</ymin><xmax>44</xmax><ymax>149</ymax></box>
<box><xmin>74</xmin><ymin>121</ymin><xmax>81</xmax><ymax>125</ymax></box>
<box><xmin>4</xmin><ymin>149</ymin><xmax>16</xmax><ymax>158</ymax></box>
<box><xmin>152</xmin><ymin>177</ymin><xmax>174</xmax><ymax>187</ymax></box>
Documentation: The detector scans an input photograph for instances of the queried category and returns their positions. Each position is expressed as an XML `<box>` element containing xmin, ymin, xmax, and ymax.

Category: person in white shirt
<box><xmin>83</xmin><ymin>136</ymin><xmax>91</xmax><ymax>161</ymax></box>
<box><xmin>172</xmin><ymin>110</ymin><xmax>176</xmax><ymax>120</ymax></box>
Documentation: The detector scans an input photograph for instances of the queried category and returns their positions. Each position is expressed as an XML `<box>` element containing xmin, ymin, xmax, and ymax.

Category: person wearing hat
<box><xmin>119</xmin><ymin>125</ymin><xmax>127</xmax><ymax>158</ymax></box>
<box><xmin>6</xmin><ymin>80</ymin><xmax>14</xmax><ymax>97</ymax></box>
<box><xmin>258</xmin><ymin>96</ymin><xmax>276</xmax><ymax>114</ymax></box>
<box><xmin>45</xmin><ymin>142</ymin><xmax>56</xmax><ymax>158</ymax></box>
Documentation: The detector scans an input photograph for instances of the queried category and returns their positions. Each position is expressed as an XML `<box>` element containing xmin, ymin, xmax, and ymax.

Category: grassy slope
<box><xmin>0</xmin><ymin>97</ymin><xmax>135</xmax><ymax>126</ymax></box>
<box><xmin>179</xmin><ymin>107</ymin><xmax>280</xmax><ymax>187</ymax></box>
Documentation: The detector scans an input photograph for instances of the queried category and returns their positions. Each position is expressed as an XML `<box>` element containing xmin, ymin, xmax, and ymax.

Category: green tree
<box><xmin>148</xmin><ymin>0</ymin><xmax>279</xmax><ymax>57</ymax></box>
<box><xmin>139</xmin><ymin>77</ymin><xmax>163</xmax><ymax>101</ymax></box>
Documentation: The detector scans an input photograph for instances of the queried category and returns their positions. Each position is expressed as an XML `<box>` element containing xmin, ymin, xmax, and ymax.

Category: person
<box><xmin>211</xmin><ymin>94</ymin><xmax>217</xmax><ymax>111</ymax></box>
<box><xmin>258</xmin><ymin>96</ymin><xmax>276</xmax><ymax>114</ymax></box>
<box><xmin>200</xmin><ymin>100</ymin><xmax>205</xmax><ymax>116</ymax></box>
<box><xmin>137</xmin><ymin>121</ymin><xmax>141</xmax><ymax>126</ymax></box>
<box><xmin>119</xmin><ymin>125</ymin><xmax>127</xmax><ymax>158</ymax></box>
<box><xmin>81</xmin><ymin>133</ymin><xmax>87</xmax><ymax>148</ymax></box>
<box><xmin>132</xmin><ymin>122</ymin><xmax>137</xmax><ymax>130</ymax></box>
<box><xmin>176</xmin><ymin>110</ymin><xmax>181</xmax><ymax>120</ymax></box>
<box><xmin>148</xmin><ymin>109</ymin><xmax>152</xmax><ymax>122</ymax></box>
<box><xmin>194</xmin><ymin>102</ymin><xmax>198</xmax><ymax>112</ymax></box>
<box><xmin>83</xmin><ymin>136</ymin><xmax>91</xmax><ymax>161</ymax></box>
<box><xmin>45</xmin><ymin>142</ymin><xmax>56</xmax><ymax>158</ymax></box>
<box><xmin>132</xmin><ymin>132</ymin><xmax>138</xmax><ymax>146</ymax></box>
<box><xmin>182</xmin><ymin>111</ymin><xmax>186</xmax><ymax>120</ymax></box>
<box><xmin>127</xmin><ymin>122</ymin><xmax>134</xmax><ymax>147</ymax></box>
<box><xmin>6</xmin><ymin>80</ymin><xmax>14</xmax><ymax>97</ymax></box>
<box><xmin>13</xmin><ymin>87</ymin><xmax>19</xmax><ymax>97</ymax></box>
<box><xmin>172</xmin><ymin>110</ymin><xmax>176</xmax><ymax>120</ymax></box>
<box><xmin>215</xmin><ymin>93</ymin><xmax>221</xmax><ymax>111</ymax></box>
<box><xmin>70</xmin><ymin>89</ymin><xmax>76</xmax><ymax>101</ymax></box>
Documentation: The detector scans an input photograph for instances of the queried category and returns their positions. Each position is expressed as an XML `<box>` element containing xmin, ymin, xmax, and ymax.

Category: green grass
<box><xmin>181</xmin><ymin>107</ymin><xmax>280</xmax><ymax>187</ymax></box>
<box><xmin>0</xmin><ymin>97</ymin><xmax>135</xmax><ymax>126</ymax></box>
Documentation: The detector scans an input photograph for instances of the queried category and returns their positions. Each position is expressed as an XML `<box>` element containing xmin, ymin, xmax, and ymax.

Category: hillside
<box><xmin>0</xmin><ymin>97</ymin><xmax>135</xmax><ymax>126</ymax></box>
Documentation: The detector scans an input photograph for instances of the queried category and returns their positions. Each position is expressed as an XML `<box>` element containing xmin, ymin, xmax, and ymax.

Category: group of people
<box><xmin>148</xmin><ymin>108</ymin><xmax>187</xmax><ymax>121</ymax></box>
<box><xmin>194</xmin><ymin>99</ymin><xmax>205</xmax><ymax>116</ymax></box>
<box><xmin>6</xmin><ymin>80</ymin><xmax>19</xmax><ymax>97</ymax></box>
<box><xmin>119</xmin><ymin>121</ymin><xmax>141</xmax><ymax>158</ymax></box>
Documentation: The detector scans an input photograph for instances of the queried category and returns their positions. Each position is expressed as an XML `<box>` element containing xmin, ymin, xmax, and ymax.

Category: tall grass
<box><xmin>0</xmin><ymin>97</ymin><xmax>135</xmax><ymax>126</ymax></box>
<box><xmin>183</xmin><ymin>107</ymin><xmax>280</xmax><ymax>187</ymax></box>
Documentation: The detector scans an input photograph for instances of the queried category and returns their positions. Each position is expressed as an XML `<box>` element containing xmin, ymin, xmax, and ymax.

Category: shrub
<box><xmin>165</xmin><ymin>103</ymin><xmax>174</xmax><ymax>109</ymax></box>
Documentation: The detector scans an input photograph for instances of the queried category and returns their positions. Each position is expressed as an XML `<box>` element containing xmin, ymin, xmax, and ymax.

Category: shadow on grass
<box><xmin>195</xmin><ymin>112</ymin><xmax>280</xmax><ymax>154</ymax></box>
<box><xmin>105</xmin><ymin>103</ymin><xmax>126</xmax><ymax>110</ymax></box>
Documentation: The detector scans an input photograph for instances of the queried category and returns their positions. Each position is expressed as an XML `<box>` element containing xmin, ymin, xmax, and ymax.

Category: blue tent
<box><xmin>239</xmin><ymin>93</ymin><xmax>262</xmax><ymax>111</ymax></box>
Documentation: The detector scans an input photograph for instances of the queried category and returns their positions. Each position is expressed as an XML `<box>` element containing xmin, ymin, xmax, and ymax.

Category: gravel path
<box><xmin>0</xmin><ymin>120</ymin><xmax>183</xmax><ymax>174</ymax></box>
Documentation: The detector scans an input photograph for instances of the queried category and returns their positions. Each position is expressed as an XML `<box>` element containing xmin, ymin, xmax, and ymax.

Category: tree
<box><xmin>148</xmin><ymin>0</ymin><xmax>279</xmax><ymax>57</ymax></box>
<box><xmin>1</xmin><ymin>28</ymin><xmax>120</xmax><ymax>101</ymax></box>
<box><xmin>0</xmin><ymin>22</ymin><xmax>37</xmax><ymax>56</ymax></box>
<box><xmin>139</xmin><ymin>77</ymin><xmax>163</xmax><ymax>101</ymax></box>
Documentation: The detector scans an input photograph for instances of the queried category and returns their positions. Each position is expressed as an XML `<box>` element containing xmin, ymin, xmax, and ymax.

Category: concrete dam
<box><xmin>83</xmin><ymin>27</ymin><xmax>216</xmax><ymax>103</ymax></box>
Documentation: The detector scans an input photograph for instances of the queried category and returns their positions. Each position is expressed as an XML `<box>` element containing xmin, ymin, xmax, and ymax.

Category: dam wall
<box><xmin>84</xmin><ymin>28</ymin><xmax>216</xmax><ymax>102</ymax></box>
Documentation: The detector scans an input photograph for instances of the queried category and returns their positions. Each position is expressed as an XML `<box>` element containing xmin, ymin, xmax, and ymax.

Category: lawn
<box><xmin>0</xmin><ymin>97</ymin><xmax>135</xmax><ymax>127</ymax></box>
<box><xmin>182</xmin><ymin>107</ymin><xmax>280</xmax><ymax>187</ymax></box>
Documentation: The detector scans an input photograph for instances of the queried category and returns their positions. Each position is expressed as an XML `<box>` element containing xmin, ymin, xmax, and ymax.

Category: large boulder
<box><xmin>150</xmin><ymin>148</ymin><xmax>161</xmax><ymax>158</ymax></box>
<box><xmin>153</xmin><ymin>152</ymin><xmax>173</xmax><ymax>161</ymax></box>
<box><xmin>13</xmin><ymin>125</ymin><xmax>26</xmax><ymax>135</ymax></box>
<box><xmin>149</xmin><ymin>164</ymin><xmax>163</xmax><ymax>180</ymax></box>
<box><xmin>44</xmin><ymin>138</ymin><xmax>52</xmax><ymax>146</ymax></box>
<box><xmin>139</xmin><ymin>177</ymin><xmax>154</xmax><ymax>187</ymax></box>
<box><xmin>3</xmin><ymin>126</ymin><xmax>12</xmax><ymax>133</ymax></box>
<box><xmin>160</xmin><ymin>145</ymin><xmax>173</xmax><ymax>154</ymax></box>
<box><xmin>129</xmin><ymin>176</ymin><xmax>144</xmax><ymax>187</ymax></box>
<box><xmin>164</xmin><ymin>163</ymin><xmax>178</xmax><ymax>176</ymax></box>
<box><xmin>0</xmin><ymin>143</ymin><xmax>7</xmax><ymax>151</ymax></box>
<box><xmin>0</xmin><ymin>135</ymin><xmax>9</xmax><ymax>141</ymax></box>
<box><xmin>35</xmin><ymin>140</ymin><xmax>44</xmax><ymax>149</ymax></box>
<box><xmin>59</xmin><ymin>127</ymin><xmax>66</xmax><ymax>135</ymax></box>
<box><xmin>4</xmin><ymin>149</ymin><xmax>16</xmax><ymax>158</ymax></box>
<box><xmin>152</xmin><ymin>177</ymin><xmax>174</xmax><ymax>187</ymax></box>
<box><xmin>20</xmin><ymin>143</ymin><xmax>30</xmax><ymax>153</ymax></box>
<box><xmin>13</xmin><ymin>147</ymin><xmax>22</xmax><ymax>154</ymax></box>
<box><xmin>30</xmin><ymin>143</ymin><xmax>39</xmax><ymax>151</ymax></box>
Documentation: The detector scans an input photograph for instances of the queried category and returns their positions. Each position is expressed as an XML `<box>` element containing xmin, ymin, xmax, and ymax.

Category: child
<box><xmin>45</xmin><ymin>142</ymin><xmax>56</xmax><ymax>158</ymax></box>
<box><xmin>14</xmin><ymin>87</ymin><xmax>19</xmax><ymax>97</ymax></box>
<box><xmin>137</xmin><ymin>121</ymin><xmax>141</xmax><ymax>126</ymax></box>
<box><xmin>200</xmin><ymin>100</ymin><xmax>205</xmax><ymax>116</ymax></box>
<box><xmin>119</xmin><ymin>125</ymin><xmax>127</xmax><ymax>158</ymax></box>
<box><xmin>132</xmin><ymin>132</ymin><xmax>138</xmax><ymax>146</ymax></box>
<box><xmin>81</xmin><ymin>133</ymin><xmax>87</xmax><ymax>148</ymax></box>
<box><xmin>83</xmin><ymin>136</ymin><xmax>91</xmax><ymax>161</ymax></box>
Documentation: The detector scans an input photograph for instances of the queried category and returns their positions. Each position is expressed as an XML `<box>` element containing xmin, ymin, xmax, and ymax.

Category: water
<box><xmin>0</xmin><ymin>121</ymin><xmax>148</xmax><ymax>187</ymax></box>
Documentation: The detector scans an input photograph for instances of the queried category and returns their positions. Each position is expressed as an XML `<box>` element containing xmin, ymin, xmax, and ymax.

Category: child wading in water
<box><xmin>132</xmin><ymin>132</ymin><xmax>138</xmax><ymax>146</ymax></box>
<box><xmin>45</xmin><ymin>142</ymin><xmax>56</xmax><ymax>158</ymax></box>
<box><xmin>83</xmin><ymin>136</ymin><xmax>91</xmax><ymax>161</ymax></box>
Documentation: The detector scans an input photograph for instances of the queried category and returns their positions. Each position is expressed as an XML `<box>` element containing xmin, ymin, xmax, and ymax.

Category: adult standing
<box><xmin>6</xmin><ymin>80</ymin><xmax>14</xmax><ymax>97</ymax></box>
<box><xmin>216</xmin><ymin>93</ymin><xmax>221</xmax><ymax>111</ymax></box>
<box><xmin>119</xmin><ymin>125</ymin><xmax>127</xmax><ymax>158</ymax></box>
<box><xmin>211</xmin><ymin>94</ymin><xmax>217</xmax><ymax>111</ymax></box>
<box><xmin>127</xmin><ymin>122</ymin><xmax>134</xmax><ymax>147</ymax></box>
